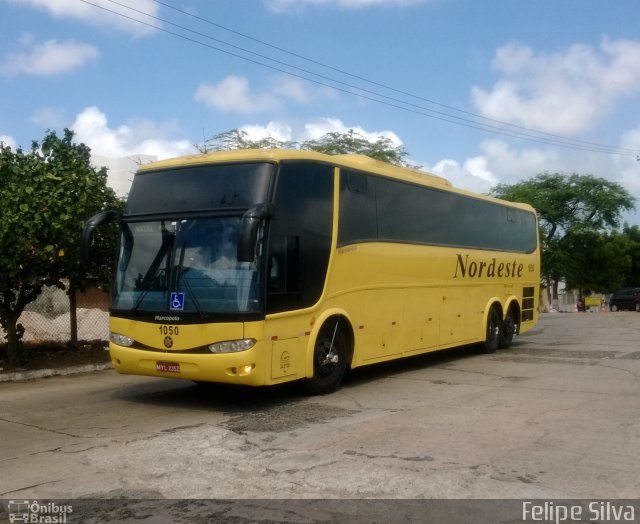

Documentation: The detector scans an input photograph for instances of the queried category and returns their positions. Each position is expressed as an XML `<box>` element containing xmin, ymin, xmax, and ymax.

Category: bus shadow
<box><xmin>112</xmin><ymin>342</ymin><xmax>499</xmax><ymax>414</ymax></box>
<box><xmin>342</xmin><ymin>343</ymin><xmax>484</xmax><ymax>388</ymax></box>
<box><xmin>112</xmin><ymin>374</ymin><xmax>307</xmax><ymax>412</ymax></box>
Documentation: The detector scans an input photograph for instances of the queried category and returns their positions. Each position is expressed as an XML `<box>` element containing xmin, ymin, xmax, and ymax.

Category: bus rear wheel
<box><xmin>481</xmin><ymin>306</ymin><xmax>501</xmax><ymax>353</ymax></box>
<box><xmin>499</xmin><ymin>308</ymin><xmax>516</xmax><ymax>349</ymax></box>
<box><xmin>305</xmin><ymin>320</ymin><xmax>348</xmax><ymax>395</ymax></box>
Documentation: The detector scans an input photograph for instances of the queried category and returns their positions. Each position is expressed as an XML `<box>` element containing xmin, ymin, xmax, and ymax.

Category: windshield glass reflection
<box><xmin>113</xmin><ymin>217</ymin><xmax>261</xmax><ymax>314</ymax></box>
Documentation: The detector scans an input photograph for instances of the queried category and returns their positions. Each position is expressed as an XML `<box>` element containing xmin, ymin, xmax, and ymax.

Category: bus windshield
<box><xmin>113</xmin><ymin>217</ymin><xmax>262</xmax><ymax>315</ymax></box>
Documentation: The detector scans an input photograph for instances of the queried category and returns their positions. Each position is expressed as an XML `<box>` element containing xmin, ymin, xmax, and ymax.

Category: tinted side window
<box><xmin>338</xmin><ymin>169</ymin><xmax>537</xmax><ymax>253</ymax></box>
<box><xmin>376</xmin><ymin>176</ymin><xmax>418</xmax><ymax>241</ymax></box>
<box><xmin>267</xmin><ymin>162</ymin><xmax>334</xmax><ymax>314</ymax></box>
<box><xmin>338</xmin><ymin>170</ymin><xmax>377</xmax><ymax>244</ymax></box>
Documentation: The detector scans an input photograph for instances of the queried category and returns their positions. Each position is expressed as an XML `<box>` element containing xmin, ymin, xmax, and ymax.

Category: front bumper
<box><xmin>109</xmin><ymin>340</ymin><xmax>266</xmax><ymax>386</ymax></box>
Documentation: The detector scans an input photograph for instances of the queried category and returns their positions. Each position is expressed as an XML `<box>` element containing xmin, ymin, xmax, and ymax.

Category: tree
<box><xmin>197</xmin><ymin>129</ymin><xmax>297</xmax><ymax>152</ymax></box>
<box><xmin>0</xmin><ymin>130</ymin><xmax>121</xmax><ymax>363</ymax></box>
<box><xmin>39</xmin><ymin>130</ymin><xmax>124</xmax><ymax>344</ymax></box>
<box><xmin>621</xmin><ymin>224</ymin><xmax>640</xmax><ymax>286</ymax></box>
<box><xmin>199</xmin><ymin>128</ymin><xmax>416</xmax><ymax>167</ymax></box>
<box><xmin>301</xmin><ymin>129</ymin><xmax>415</xmax><ymax>167</ymax></box>
<box><xmin>563</xmin><ymin>231</ymin><xmax>633</xmax><ymax>293</ymax></box>
<box><xmin>491</xmin><ymin>172</ymin><xmax>635</xmax><ymax>303</ymax></box>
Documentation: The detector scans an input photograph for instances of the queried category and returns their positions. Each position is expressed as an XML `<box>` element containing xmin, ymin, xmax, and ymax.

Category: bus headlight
<box><xmin>208</xmin><ymin>338</ymin><xmax>256</xmax><ymax>354</ymax></box>
<box><xmin>110</xmin><ymin>332</ymin><xmax>135</xmax><ymax>347</ymax></box>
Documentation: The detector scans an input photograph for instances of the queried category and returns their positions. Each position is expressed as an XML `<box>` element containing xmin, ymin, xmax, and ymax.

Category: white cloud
<box><xmin>461</xmin><ymin>156</ymin><xmax>498</xmax><ymax>186</ymax></box>
<box><xmin>474</xmin><ymin>138</ymin><xmax>561</xmax><ymax>185</ymax></box>
<box><xmin>303</xmin><ymin>117</ymin><xmax>403</xmax><ymax>145</ymax></box>
<box><xmin>72</xmin><ymin>106</ymin><xmax>195</xmax><ymax>159</ymax></box>
<box><xmin>195</xmin><ymin>76</ymin><xmax>279</xmax><ymax>114</ymax></box>
<box><xmin>240</xmin><ymin>122</ymin><xmax>294</xmax><ymax>143</ymax></box>
<box><xmin>428</xmin><ymin>158</ymin><xmax>494</xmax><ymax>195</ymax></box>
<box><xmin>1</xmin><ymin>36</ymin><xmax>99</xmax><ymax>77</ymax></box>
<box><xmin>70</xmin><ymin>106</ymin><xmax>196</xmax><ymax>196</ymax></box>
<box><xmin>230</xmin><ymin>117</ymin><xmax>401</xmax><ymax>149</ymax></box>
<box><xmin>472</xmin><ymin>37</ymin><xmax>640</xmax><ymax>135</ymax></box>
<box><xmin>266</xmin><ymin>0</ymin><xmax>426</xmax><ymax>12</ymax></box>
<box><xmin>272</xmin><ymin>77</ymin><xmax>312</xmax><ymax>103</ymax></box>
<box><xmin>427</xmin><ymin>134</ymin><xmax>640</xmax><ymax>225</ymax></box>
<box><xmin>6</xmin><ymin>0</ymin><xmax>159</xmax><ymax>35</ymax></box>
<box><xmin>0</xmin><ymin>134</ymin><xmax>18</xmax><ymax>150</ymax></box>
<box><xmin>428</xmin><ymin>139</ymin><xmax>566</xmax><ymax>194</ymax></box>
<box><xmin>615</xmin><ymin>126</ymin><xmax>640</xmax><ymax>200</ymax></box>
<box><xmin>195</xmin><ymin>75</ymin><xmax>316</xmax><ymax>114</ymax></box>
<box><xmin>30</xmin><ymin>106</ymin><xmax>67</xmax><ymax>130</ymax></box>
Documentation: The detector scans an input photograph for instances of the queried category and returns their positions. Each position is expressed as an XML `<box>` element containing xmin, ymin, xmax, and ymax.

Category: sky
<box><xmin>1</xmin><ymin>0</ymin><xmax>640</xmax><ymax>224</ymax></box>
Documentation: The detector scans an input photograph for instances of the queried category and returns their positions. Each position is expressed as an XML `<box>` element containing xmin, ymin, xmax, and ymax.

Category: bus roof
<box><xmin>138</xmin><ymin>148</ymin><xmax>449</xmax><ymax>184</ymax></box>
<box><xmin>136</xmin><ymin>149</ymin><xmax>536</xmax><ymax>214</ymax></box>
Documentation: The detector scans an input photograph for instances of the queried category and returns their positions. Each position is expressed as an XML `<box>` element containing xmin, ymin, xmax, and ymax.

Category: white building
<box><xmin>91</xmin><ymin>154</ymin><xmax>157</xmax><ymax>197</ymax></box>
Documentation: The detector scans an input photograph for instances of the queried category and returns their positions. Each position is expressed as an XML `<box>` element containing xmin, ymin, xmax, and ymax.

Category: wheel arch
<box><xmin>483</xmin><ymin>298</ymin><xmax>504</xmax><ymax>325</ymax></box>
<box><xmin>504</xmin><ymin>297</ymin><xmax>522</xmax><ymax>334</ymax></box>
<box><xmin>305</xmin><ymin>309</ymin><xmax>355</xmax><ymax>379</ymax></box>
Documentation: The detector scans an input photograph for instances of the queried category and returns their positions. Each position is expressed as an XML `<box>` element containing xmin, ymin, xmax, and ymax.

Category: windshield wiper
<box><xmin>174</xmin><ymin>242</ymin><xmax>207</xmax><ymax>319</ymax></box>
<box><xmin>132</xmin><ymin>222</ymin><xmax>174</xmax><ymax>313</ymax></box>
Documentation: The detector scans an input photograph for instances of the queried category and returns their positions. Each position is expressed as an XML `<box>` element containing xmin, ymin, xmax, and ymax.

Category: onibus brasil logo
<box><xmin>8</xmin><ymin>500</ymin><xmax>73</xmax><ymax>523</ymax></box>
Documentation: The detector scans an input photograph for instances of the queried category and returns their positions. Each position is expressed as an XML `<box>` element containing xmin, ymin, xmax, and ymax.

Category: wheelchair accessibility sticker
<box><xmin>170</xmin><ymin>292</ymin><xmax>185</xmax><ymax>311</ymax></box>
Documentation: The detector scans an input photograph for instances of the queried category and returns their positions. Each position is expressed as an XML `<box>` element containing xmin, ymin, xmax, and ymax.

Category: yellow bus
<box><xmin>83</xmin><ymin>149</ymin><xmax>539</xmax><ymax>394</ymax></box>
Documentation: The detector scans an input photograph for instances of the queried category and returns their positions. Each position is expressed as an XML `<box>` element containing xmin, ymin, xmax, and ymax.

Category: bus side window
<box><xmin>266</xmin><ymin>161</ymin><xmax>333</xmax><ymax>314</ymax></box>
<box><xmin>269</xmin><ymin>235</ymin><xmax>299</xmax><ymax>293</ymax></box>
<box><xmin>338</xmin><ymin>169</ymin><xmax>377</xmax><ymax>245</ymax></box>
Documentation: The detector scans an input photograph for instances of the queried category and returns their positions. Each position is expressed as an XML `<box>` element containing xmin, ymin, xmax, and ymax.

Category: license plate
<box><xmin>156</xmin><ymin>361</ymin><xmax>180</xmax><ymax>373</ymax></box>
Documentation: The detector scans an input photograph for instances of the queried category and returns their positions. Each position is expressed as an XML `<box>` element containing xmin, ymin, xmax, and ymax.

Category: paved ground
<box><xmin>1</xmin><ymin>312</ymin><xmax>639</xmax><ymax>520</ymax></box>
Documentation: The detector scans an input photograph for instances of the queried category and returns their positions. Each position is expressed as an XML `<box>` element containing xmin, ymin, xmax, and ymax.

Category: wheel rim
<box><xmin>488</xmin><ymin>312</ymin><xmax>499</xmax><ymax>343</ymax></box>
<box><xmin>482</xmin><ymin>308</ymin><xmax>501</xmax><ymax>353</ymax></box>
<box><xmin>315</xmin><ymin>337</ymin><xmax>340</xmax><ymax>376</ymax></box>
<box><xmin>305</xmin><ymin>320</ymin><xmax>349</xmax><ymax>394</ymax></box>
<box><xmin>499</xmin><ymin>312</ymin><xmax>515</xmax><ymax>349</ymax></box>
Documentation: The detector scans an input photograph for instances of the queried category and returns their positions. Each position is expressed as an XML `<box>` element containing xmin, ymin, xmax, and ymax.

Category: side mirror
<box><xmin>237</xmin><ymin>204</ymin><xmax>274</xmax><ymax>263</ymax></box>
<box><xmin>81</xmin><ymin>210</ymin><xmax>121</xmax><ymax>266</ymax></box>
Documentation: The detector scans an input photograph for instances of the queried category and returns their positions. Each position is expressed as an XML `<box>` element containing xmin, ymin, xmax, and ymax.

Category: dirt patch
<box><xmin>0</xmin><ymin>340</ymin><xmax>110</xmax><ymax>373</ymax></box>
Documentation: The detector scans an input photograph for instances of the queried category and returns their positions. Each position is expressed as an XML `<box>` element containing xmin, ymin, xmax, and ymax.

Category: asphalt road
<box><xmin>1</xmin><ymin>312</ymin><xmax>639</xmax><ymax>515</ymax></box>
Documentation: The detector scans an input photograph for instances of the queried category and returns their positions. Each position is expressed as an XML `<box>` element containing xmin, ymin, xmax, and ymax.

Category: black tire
<box><xmin>498</xmin><ymin>308</ymin><xmax>516</xmax><ymax>349</ymax></box>
<box><xmin>305</xmin><ymin>320</ymin><xmax>348</xmax><ymax>395</ymax></box>
<box><xmin>480</xmin><ymin>307</ymin><xmax>501</xmax><ymax>354</ymax></box>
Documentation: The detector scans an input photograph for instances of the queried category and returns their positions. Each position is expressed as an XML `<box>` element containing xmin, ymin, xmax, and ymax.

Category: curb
<box><xmin>0</xmin><ymin>362</ymin><xmax>113</xmax><ymax>383</ymax></box>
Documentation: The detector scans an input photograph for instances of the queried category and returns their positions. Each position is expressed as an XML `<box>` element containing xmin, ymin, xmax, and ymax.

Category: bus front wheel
<box><xmin>481</xmin><ymin>307</ymin><xmax>501</xmax><ymax>354</ymax></box>
<box><xmin>305</xmin><ymin>320</ymin><xmax>348</xmax><ymax>395</ymax></box>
